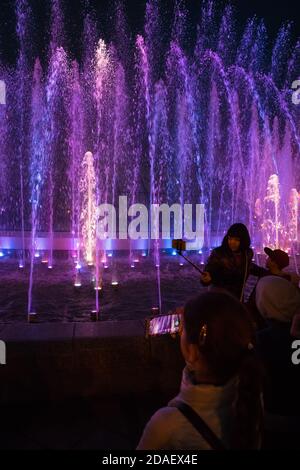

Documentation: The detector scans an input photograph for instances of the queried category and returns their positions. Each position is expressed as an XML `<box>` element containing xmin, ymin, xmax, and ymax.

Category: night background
<box><xmin>0</xmin><ymin>0</ymin><xmax>300</xmax><ymax>65</ymax></box>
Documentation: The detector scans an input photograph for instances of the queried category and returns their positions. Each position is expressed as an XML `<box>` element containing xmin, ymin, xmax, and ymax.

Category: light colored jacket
<box><xmin>137</xmin><ymin>368</ymin><xmax>238</xmax><ymax>450</ymax></box>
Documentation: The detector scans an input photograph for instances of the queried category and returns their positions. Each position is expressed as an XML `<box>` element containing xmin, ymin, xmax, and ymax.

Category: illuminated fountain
<box><xmin>80</xmin><ymin>151</ymin><xmax>96</xmax><ymax>266</ymax></box>
<box><xmin>28</xmin><ymin>58</ymin><xmax>45</xmax><ymax>315</ymax></box>
<box><xmin>256</xmin><ymin>175</ymin><xmax>299</xmax><ymax>251</ymax></box>
<box><xmin>289</xmin><ymin>189</ymin><xmax>299</xmax><ymax>244</ymax></box>
<box><xmin>262</xmin><ymin>174</ymin><xmax>281</xmax><ymax>249</ymax></box>
<box><xmin>0</xmin><ymin>0</ymin><xmax>299</xmax><ymax>318</ymax></box>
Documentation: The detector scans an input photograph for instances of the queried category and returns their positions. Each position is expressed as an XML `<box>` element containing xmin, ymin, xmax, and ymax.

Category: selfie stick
<box><xmin>177</xmin><ymin>249</ymin><xmax>205</xmax><ymax>275</ymax></box>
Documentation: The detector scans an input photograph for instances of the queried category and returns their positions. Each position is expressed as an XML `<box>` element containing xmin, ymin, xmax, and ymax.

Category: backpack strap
<box><xmin>173</xmin><ymin>401</ymin><xmax>226</xmax><ymax>451</ymax></box>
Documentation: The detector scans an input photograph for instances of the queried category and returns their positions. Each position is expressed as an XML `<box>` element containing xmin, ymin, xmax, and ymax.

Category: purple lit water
<box><xmin>0</xmin><ymin>0</ymin><xmax>299</xmax><ymax>318</ymax></box>
<box><xmin>0</xmin><ymin>252</ymin><xmax>299</xmax><ymax>324</ymax></box>
<box><xmin>0</xmin><ymin>255</ymin><xmax>203</xmax><ymax>323</ymax></box>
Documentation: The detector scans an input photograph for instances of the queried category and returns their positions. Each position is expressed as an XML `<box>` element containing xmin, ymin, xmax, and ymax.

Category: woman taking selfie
<box><xmin>200</xmin><ymin>223</ymin><xmax>266</xmax><ymax>301</ymax></box>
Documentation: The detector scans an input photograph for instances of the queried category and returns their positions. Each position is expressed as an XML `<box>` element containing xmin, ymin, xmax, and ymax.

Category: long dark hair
<box><xmin>183</xmin><ymin>291</ymin><xmax>263</xmax><ymax>449</ymax></box>
<box><xmin>221</xmin><ymin>223</ymin><xmax>251</xmax><ymax>253</ymax></box>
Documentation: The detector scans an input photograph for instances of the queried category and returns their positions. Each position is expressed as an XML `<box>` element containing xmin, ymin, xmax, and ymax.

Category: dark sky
<box><xmin>0</xmin><ymin>0</ymin><xmax>299</xmax><ymax>65</ymax></box>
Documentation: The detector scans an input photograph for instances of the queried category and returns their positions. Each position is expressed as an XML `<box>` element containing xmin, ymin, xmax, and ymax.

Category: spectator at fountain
<box><xmin>264</xmin><ymin>247</ymin><xmax>300</xmax><ymax>288</ymax></box>
<box><xmin>255</xmin><ymin>276</ymin><xmax>300</xmax><ymax>447</ymax></box>
<box><xmin>200</xmin><ymin>223</ymin><xmax>267</xmax><ymax>301</ymax></box>
<box><xmin>137</xmin><ymin>291</ymin><xmax>263</xmax><ymax>450</ymax></box>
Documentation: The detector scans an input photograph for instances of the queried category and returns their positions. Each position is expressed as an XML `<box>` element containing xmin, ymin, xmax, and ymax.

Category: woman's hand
<box><xmin>201</xmin><ymin>271</ymin><xmax>212</xmax><ymax>284</ymax></box>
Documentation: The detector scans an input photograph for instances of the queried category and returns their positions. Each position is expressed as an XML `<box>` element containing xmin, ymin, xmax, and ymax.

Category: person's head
<box><xmin>181</xmin><ymin>291</ymin><xmax>263</xmax><ymax>449</ymax></box>
<box><xmin>265</xmin><ymin>257</ymin><xmax>279</xmax><ymax>272</ymax></box>
<box><xmin>222</xmin><ymin>223</ymin><xmax>251</xmax><ymax>253</ymax></box>
<box><xmin>256</xmin><ymin>275</ymin><xmax>300</xmax><ymax>323</ymax></box>
<box><xmin>264</xmin><ymin>247</ymin><xmax>289</xmax><ymax>272</ymax></box>
<box><xmin>182</xmin><ymin>291</ymin><xmax>254</xmax><ymax>384</ymax></box>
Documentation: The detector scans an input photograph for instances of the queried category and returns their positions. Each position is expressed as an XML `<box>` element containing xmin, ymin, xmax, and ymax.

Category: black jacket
<box><xmin>202</xmin><ymin>246</ymin><xmax>267</xmax><ymax>299</ymax></box>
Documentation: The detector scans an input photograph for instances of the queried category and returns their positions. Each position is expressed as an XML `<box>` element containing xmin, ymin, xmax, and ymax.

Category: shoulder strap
<box><xmin>173</xmin><ymin>401</ymin><xmax>226</xmax><ymax>451</ymax></box>
<box><xmin>240</xmin><ymin>252</ymin><xmax>249</xmax><ymax>302</ymax></box>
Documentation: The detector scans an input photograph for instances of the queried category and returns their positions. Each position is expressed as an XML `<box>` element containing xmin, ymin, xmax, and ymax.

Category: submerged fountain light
<box><xmin>74</xmin><ymin>272</ymin><xmax>82</xmax><ymax>287</ymax></box>
<box><xmin>28</xmin><ymin>312</ymin><xmax>38</xmax><ymax>323</ymax></box>
<box><xmin>93</xmin><ymin>276</ymin><xmax>103</xmax><ymax>291</ymax></box>
<box><xmin>151</xmin><ymin>307</ymin><xmax>160</xmax><ymax>315</ymax></box>
<box><xmin>90</xmin><ymin>310</ymin><xmax>99</xmax><ymax>321</ymax></box>
<box><xmin>172</xmin><ymin>250</ymin><xmax>177</xmax><ymax>256</ymax></box>
<box><xmin>19</xmin><ymin>261</ymin><xmax>24</xmax><ymax>269</ymax></box>
<box><xmin>0</xmin><ymin>251</ymin><xmax>4</xmax><ymax>257</ymax></box>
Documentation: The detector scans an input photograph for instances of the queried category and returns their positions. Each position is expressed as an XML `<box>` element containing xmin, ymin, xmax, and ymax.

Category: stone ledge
<box><xmin>0</xmin><ymin>320</ymin><xmax>184</xmax><ymax>404</ymax></box>
<box><xmin>0</xmin><ymin>322</ymin><xmax>75</xmax><ymax>342</ymax></box>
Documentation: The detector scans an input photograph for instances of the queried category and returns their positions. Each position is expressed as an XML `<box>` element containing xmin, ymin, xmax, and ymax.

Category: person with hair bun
<box><xmin>137</xmin><ymin>291</ymin><xmax>264</xmax><ymax>450</ymax></box>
